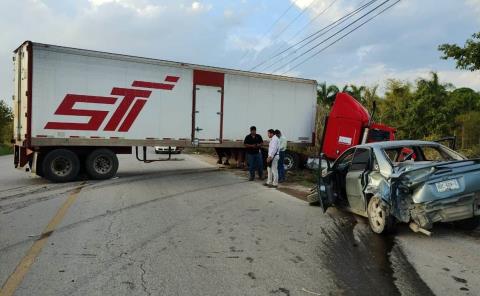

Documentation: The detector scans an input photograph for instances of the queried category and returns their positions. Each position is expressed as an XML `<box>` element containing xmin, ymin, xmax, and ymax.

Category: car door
<box><xmin>345</xmin><ymin>148</ymin><xmax>371</xmax><ymax>213</ymax></box>
<box><xmin>318</xmin><ymin>148</ymin><xmax>355</xmax><ymax>212</ymax></box>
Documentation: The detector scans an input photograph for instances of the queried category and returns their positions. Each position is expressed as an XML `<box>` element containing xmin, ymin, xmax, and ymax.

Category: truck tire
<box><xmin>367</xmin><ymin>195</ymin><xmax>396</xmax><ymax>234</ymax></box>
<box><xmin>454</xmin><ymin>216</ymin><xmax>480</xmax><ymax>230</ymax></box>
<box><xmin>42</xmin><ymin>149</ymin><xmax>80</xmax><ymax>183</ymax></box>
<box><xmin>283</xmin><ymin>151</ymin><xmax>299</xmax><ymax>171</ymax></box>
<box><xmin>85</xmin><ymin>149</ymin><xmax>118</xmax><ymax>180</ymax></box>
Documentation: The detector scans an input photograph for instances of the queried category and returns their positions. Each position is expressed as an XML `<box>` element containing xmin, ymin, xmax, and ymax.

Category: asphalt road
<box><xmin>1</xmin><ymin>151</ymin><xmax>479</xmax><ymax>296</ymax></box>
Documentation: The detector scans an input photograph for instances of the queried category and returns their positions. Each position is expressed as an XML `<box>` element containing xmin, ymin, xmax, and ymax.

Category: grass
<box><xmin>0</xmin><ymin>144</ymin><xmax>13</xmax><ymax>156</ymax></box>
<box><xmin>285</xmin><ymin>169</ymin><xmax>317</xmax><ymax>187</ymax></box>
<box><xmin>185</xmin><ymin>147</ymin><xmax>318</xmax><ymax>187</ymax></box>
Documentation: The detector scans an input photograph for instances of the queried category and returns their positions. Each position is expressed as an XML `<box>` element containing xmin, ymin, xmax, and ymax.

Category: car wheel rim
<box><xmin>51</xmin><ymin>156</ymin><xmax>72</xmax><ymax>177</ymax></box>
<box><xmin>369</xmin><ymin>199</ymin><xmax>385</xmax><ymax>232</ymax></box>
<box><xmin>93</xmin><ymin>156</ymin><xmax>112</xmax><ymax>174</ymax></box>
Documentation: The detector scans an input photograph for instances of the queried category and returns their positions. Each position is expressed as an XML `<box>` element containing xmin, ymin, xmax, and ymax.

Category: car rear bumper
<box><xmin>411</xmin><ymin>192</ymin><xmax>480</xmax><ymax>228</ymax></box>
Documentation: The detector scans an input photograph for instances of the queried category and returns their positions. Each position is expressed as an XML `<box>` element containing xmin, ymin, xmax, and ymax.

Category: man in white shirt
<box><xmin>264</xmin><ymin>129</ymin><xmax>279</xmax><ymax>188</ymax></box>
<box><xmin>275</xmin><ymin>130</ymin><xmax>287</xmax><ymax>182</ymax></box>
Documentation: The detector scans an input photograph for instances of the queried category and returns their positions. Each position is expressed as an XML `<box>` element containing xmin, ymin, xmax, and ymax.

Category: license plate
<box><xmin>435</xmin><ymin>179</ymin><xmax>460</xmax><ymax>192</ymax></box>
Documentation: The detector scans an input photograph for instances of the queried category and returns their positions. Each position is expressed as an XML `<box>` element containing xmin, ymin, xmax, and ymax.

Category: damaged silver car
<box><xmin>314</xmin><ymin>140</ymin><xmax>480</xmax><ymax>235</ymax></box>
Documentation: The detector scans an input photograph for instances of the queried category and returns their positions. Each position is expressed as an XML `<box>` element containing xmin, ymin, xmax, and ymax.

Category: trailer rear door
<box><xmin>194</xmin><ymin>85</ymin><xmax>222</xmax><ymax>143</ymax></box>
<box><xmin>13</xmin><ymin>43</ymin><xmax>30</xmax><ymax>144</ymax></box>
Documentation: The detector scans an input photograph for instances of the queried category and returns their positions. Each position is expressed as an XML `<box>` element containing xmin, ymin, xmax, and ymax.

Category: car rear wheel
<box><xmin>367</xmin><ymin>195</ymin><xmax>396</xmax><ymax>234</ymax></box>
<box><xmin>454</xmin><ymin>216</ymin><xmax>480</xmax><ymax>230</ymax></box>
<box><xmin>85</xmin><ymin>149</ymin><xmax>118</xmax><ymax>180</ymax></box>
<box><xmin>42</xmin><ymin>149</ymin><xmax>80</xmax><ymax>183</ymax></box>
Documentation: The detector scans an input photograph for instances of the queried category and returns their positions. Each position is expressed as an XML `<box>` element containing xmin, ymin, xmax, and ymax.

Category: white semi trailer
<box><xmin>12</xmin><ymin>41</ymin><xmax>317</xmax><ymax>182</ymax></box>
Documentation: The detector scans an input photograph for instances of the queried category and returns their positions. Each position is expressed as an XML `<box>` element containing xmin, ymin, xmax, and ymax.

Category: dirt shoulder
<box><xmin>189</xmin><ymin>152</ymin><xmax>313</xmax><ymax>202</ymax></box>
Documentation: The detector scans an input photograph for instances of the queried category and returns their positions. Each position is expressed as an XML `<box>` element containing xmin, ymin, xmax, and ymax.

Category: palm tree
<box><xmin>317</xmin><ymin>82</ymin><xmax>339</xmax><ymax>107</ymax></box>
<box><xmin>363</xmin><ymin>85</ymin><xmax>379</xmax><ymax>114</ymax></box>
<box><xmin>342</xmin><ymin>84</ymin><xmax>366</xmax><ymax>105</ymax></box>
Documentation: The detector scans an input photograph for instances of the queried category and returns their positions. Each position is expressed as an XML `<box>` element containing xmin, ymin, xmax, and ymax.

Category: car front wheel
<box><xmin>367</xmin><ymin>195</ymin><xmax>396</xmax><ymax>234</ymax></box>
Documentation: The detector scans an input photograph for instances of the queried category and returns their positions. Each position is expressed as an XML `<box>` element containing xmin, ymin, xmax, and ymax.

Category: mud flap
<box><xmin>14</xmin><ymin>145</ymin><xmax>31</xmax><ymax>168</ymax></box>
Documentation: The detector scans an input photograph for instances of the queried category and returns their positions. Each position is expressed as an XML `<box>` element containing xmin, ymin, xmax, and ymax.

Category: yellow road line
<box><xmin>0</xmin><ymin>183</ymin><xmax>85</xmax><ymax>296</ymax></box>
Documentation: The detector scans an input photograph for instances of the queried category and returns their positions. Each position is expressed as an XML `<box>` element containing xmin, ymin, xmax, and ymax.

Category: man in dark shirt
<box><xmin>244</xmin><ymin>126</ymin><xmax>263</xmax><ymax>181</ymax></box>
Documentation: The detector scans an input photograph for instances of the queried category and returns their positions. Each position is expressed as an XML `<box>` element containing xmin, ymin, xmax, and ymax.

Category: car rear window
<box><xmin>422</xmin><ymin>146</ymin><xmax>445</xmax><ymax>161</ymax></box>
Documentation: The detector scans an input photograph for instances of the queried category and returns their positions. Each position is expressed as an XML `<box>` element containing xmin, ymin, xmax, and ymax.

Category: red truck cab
<box><xmin>321</xmin><ymin>92</ymin><xmax>396</xmax><ymax>160</ymax></box>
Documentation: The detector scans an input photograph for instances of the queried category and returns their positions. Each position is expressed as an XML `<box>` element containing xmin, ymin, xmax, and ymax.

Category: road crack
<box><xmin>139</xmin><ymin>262</ymin><xmax>151</xmax><ymax>296</ymax></box>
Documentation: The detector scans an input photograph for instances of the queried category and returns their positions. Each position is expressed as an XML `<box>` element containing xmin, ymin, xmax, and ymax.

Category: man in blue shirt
<box><xmin>243</xmin><ymin>126</ymin><xmax>264</xmax><ymax>181</ymax></box>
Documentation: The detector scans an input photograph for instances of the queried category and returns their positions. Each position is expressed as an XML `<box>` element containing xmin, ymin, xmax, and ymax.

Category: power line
<box><xmin>259</xmin><ymin>0</ymin><xmax>379</xmax><ymax>72</ymax></box>
<box><xmin>271</xmin><ymin>0</ymin><xmax>393</xmax><ymax>73</ymax></box>
<box><xmin>250</xmin><ymin>0</ymin><xmax>378</xmax><ymax>71</ymax></box>
<box><xmin>287</xmin><ymin>0</ymin><xmax>338</xmax><ymax>44</ymax></box>
<box><xmin>269</xmin><ymin>0</ymin><xmax>318</xmax><ymax>41</ymax></box>
<box><xmin>253</xmin><ymin>0</ymin><xmax>342</xmax><ymax>72</ymax></box>
<box><xmin>281</xmin><ymin>0</ymin><xmax>401</xmax><ymax>74</ymax></box>
<box><xmin>238</xmin><ymin>0</ymin><xmax>298</xmax><ymax>63</ymax></box>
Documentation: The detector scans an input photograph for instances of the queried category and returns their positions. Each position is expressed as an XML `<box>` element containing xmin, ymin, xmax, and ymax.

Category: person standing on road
<box><xmin>275</xmin><ymin>129</ymin><xmax>287</xmax><ymax>183</ymax></box>
<box><xmin>265</xmin><ymin>129</ymin><xmax>279</xmax><ymax>188</ymax></box>
<box><xmin>244</xmin><ymin>126</ymin><xmax>264</xmax><ymax>181</ymax></box>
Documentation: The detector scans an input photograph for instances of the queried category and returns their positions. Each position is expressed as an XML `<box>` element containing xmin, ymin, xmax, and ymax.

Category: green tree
<box><xmin>0</xmin><ymin>100</ymin><xmax>13</xmax><ymax>145</ymax></box>
<box><xmin>410</xmin><ymin>72</ymin><xmax>451</xmax><ymax>138</ymax></box>
<box><xmin>363</xmin><ymin>85</ymin><xmax>380</xmax><ymax>115</ymax></box>
<box><xmin>342</xmin><ymin>84</ymin><xmax>366</xmax><ymax>104</ymax></box>
<box><xmin>447</xmin><ymin>88</ymin><xmax>480</xmax><ymax>123</ymax></box>
<box><xmin>317</xmin><ymin>82</ymin><xmax>339</xmax><ymax>107</ymax></box>
<box><xmin>377</xmin><ymin>79</ymin><xmax>414</xmax><ymax>139</ymax></box>
<box><xmin>456</xmin><ymin>111</ymin><xmax>480</xmax><ymax>152</ymax></box>
<box><xmin>439</xmin><ymin>32</ymin><xmax>480</xmax><ymax>71</ymax></box>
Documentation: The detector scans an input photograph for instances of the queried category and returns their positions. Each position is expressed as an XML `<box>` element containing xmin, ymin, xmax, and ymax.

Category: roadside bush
<box><xmin>459</xmin><ymin>145</ymin><xmax>480</xmax><ymax>159</ymax></box>
<box><xmin>0</xmin><ymin>100</ymin><xmax>13</xmax><ymax>155</ymax></box>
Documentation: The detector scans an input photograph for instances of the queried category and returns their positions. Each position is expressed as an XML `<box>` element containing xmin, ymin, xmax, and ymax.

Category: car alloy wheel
<box><xmin>367</xmin><ymin>195</ymin><xmax>396</xmax><ymax>234</ymax></box>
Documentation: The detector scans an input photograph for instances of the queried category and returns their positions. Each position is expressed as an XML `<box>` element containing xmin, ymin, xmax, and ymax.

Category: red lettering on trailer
<box><xmin>44</xmin><ymin>76</ymin><xmax>180</xmax><ymax>132</ymax></box>
<box><xmin>118</xmin><ymin>99</ymin><xmax>147</xmax><ymax>132</ymax></box>
<box><xmin>44</xmin><ymin>95</ymin><xmax>117</xmax><ymax>130</ymax></box>
<box><xmin>103</xmin><ymin>88</ymin><xmax>151</xmax><ymax>131</ymax></box>
<box><xmin>164</xmin><ymin>76</ymin><xmax>179</xmax><ymax>83</ymax></box>
<box><xmin>131</xmin><ymin>81</ymin><xmax>175</xmax><ymax>90</ymax></box>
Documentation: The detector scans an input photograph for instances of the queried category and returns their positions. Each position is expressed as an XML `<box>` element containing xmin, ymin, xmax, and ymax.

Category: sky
<box><xmin>1</xmin><ymin>0</ymin><xmax>479</xmax><ymax>104</ymax></box>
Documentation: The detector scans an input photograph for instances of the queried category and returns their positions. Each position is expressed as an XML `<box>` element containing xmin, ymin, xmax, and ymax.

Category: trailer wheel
<box><xmin>283</xmin><ymin>151</ymin><xmax>299</xmax><ymax>171</ymax></box>
<box><xmin>42</xmin><ymin>149</ymin><xmax>80</xmax><ymax>183</ymax></box>
<box><xmin>85</xmin><ymin>149</ymin><xmax>118</xmax><ymax>180</ymax></box>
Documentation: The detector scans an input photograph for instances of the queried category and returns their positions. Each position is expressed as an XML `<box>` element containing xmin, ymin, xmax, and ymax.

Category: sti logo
<box><xmin>44</xmin><ymin>76</ymin><xmax>180</xmax><ymax>132</ymax></box>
